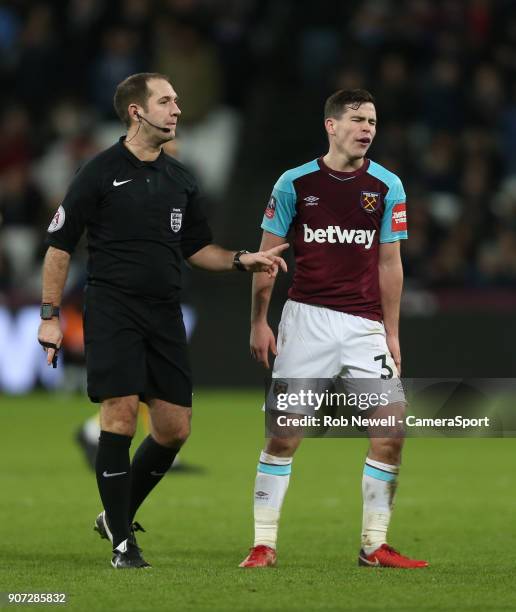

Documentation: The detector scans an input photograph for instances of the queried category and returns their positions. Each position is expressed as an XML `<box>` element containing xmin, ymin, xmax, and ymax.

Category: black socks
<box><xmin>95</xmin><ymin>431</ymin><xmax>180</xmax><ymax>547</ymax></box>
<box><xmin>129</xmin><ymin>435</ymin><xmax>179</xmax><ymax>522</ymax></box>
<box><xmin>95</xmin><ymin>431</ymin><xmax>132</xmax><ymax>548</ymax></box>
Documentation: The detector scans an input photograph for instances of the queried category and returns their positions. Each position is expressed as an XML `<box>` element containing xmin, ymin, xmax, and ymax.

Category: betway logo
<box><xmin>303</xmin><ymin>225</ymin><xmax>376</xmax><ymax>249</ymax></box>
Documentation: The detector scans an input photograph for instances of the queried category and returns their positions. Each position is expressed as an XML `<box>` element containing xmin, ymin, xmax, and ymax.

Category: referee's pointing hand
<box><xmin>240</xmin><ymin>243</ymin><xmax>289</xmax><ymax>278</ymax></box>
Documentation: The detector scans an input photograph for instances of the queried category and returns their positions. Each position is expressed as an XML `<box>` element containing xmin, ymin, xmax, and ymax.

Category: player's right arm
<box><xmin>252</xmin><ymin>169</ymin><xmax>297</xmax><ymax>368</ymax></box>
<box><xmin>250</xmin><ymin>231</ymin><xmax>288</xmax><ymax>369</ymax></box>
<box><xmin>38</xmin><ymin>247</ymin><xmax>71</xmax><ymax>365</ymax></box>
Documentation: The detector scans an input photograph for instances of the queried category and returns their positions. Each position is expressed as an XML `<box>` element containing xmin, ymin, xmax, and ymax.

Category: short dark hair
<box><xmin>114</xmin><ymin>72</ymin><xmax>171</xmax><ymax>127</ymax></box>
<box><xmin>324</xmin><ymin>89</ymin><xmax>375</xmax><ymax>120</ymax></box>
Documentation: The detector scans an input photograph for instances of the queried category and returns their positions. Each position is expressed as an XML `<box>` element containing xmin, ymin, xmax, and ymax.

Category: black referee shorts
<box><xmin>83</xmin><ymin>284</ymin><xmax>192</xmax><ymax>407</ymax></box>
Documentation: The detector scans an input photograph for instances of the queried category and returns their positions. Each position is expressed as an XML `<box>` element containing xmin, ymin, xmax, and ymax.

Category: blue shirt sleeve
<box><xmin>260</xmin><ymin>171</ymin><xmax>297</xmax><ymax>237</ymax></box>
<box><xmin>380</xmin><ymin>176</ymin><xmax>408</xmax><ymax>243</ymax></box>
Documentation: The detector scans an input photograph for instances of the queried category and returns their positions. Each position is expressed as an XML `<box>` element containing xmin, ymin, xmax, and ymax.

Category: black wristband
<box><xmin>233</xmin><ymin>250</ymin><xmax>250</xmax><ymax>272</ymax></box>
<box><xmin>40</xmin><ymin>303</ymin><xmax>60</xmax><ymax>320</ymax></box>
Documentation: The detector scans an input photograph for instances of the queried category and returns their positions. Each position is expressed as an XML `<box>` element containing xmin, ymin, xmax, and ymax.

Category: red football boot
<box><xmin>358</xmin><ymin>544</ymin><xmax>428</xmax><ymax>569</ymax></box>
<box><xmin>239</xmin><ymin>545</ymin><xmax>277</xmax><ymax>568</ymax></box>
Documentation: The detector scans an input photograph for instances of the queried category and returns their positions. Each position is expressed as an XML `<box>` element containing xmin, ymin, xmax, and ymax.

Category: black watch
<box><xmin>40</xmin><ymin>303</ymin><xmax>60</xmax><ymax>320</ymax></box>
<box><xmin>233</xmin><ymin>249</ymin><xmax>250</xmax><ymax>272</ymax></box>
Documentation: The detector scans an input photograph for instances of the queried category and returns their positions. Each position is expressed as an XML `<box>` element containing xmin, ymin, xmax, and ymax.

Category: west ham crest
<box><xmin>360</xmin><ymin>191</ymin><xmax>380</xmax><ymax>213</ymax></box>
<box><xmin>170</xmin><ymin>208</ymin><xmax>183</xmax><ymax>232</ymax></box>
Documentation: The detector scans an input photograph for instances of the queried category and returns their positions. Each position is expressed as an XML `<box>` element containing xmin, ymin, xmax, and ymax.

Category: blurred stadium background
<box><xmin>2</xmin><ymin>2</ymin><xmax>516</xmax><ymax>610</ymax></box>
<box><xmin>1</xmin><ymin>0</ymin><xmax>516</xmax><ymax>394</ymax></box>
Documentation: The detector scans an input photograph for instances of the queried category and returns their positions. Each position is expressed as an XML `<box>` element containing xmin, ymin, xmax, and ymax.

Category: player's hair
<box><xmin>324</xmin><ymin>89</ymin><xmax>376</xmax><ymax>120</ymax></box>
<box><xmin>114</xmin><ymin>72</ymin><xmax>171</xmax><ymax>127</ymax></box>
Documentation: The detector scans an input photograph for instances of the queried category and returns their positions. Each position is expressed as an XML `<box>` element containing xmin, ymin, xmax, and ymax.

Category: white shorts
<box><xmin>266</xmin><ymin>300</ymin><xmax>405</xmax><ymax>414</ymax></box>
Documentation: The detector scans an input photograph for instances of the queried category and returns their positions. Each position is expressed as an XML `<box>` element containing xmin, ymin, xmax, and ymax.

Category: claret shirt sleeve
<box><xmin>180</xmin><ymin>183</ymin><xmax>213</xmax><ymax>259</ymax></box>
<box><xmin>380</xmin><ymin>176</ymin><xmax>408</xmax><ymax>243</ymax></box>
<box><xmin>45</xmin><ymin>162</ymin><xmax>100</xmax><ymax>253</ymax></box>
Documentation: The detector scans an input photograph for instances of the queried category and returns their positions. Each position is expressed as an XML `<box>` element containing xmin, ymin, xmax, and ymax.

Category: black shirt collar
<box><xmin>118</xmin><ymin>136</ymin><xmax>166</xmax><ymax>170</ymax></box>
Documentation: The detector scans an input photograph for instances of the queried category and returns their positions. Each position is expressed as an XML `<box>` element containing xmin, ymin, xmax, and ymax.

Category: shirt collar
<box><xmin>118</xmin><ymin>136</ymin><xmax>166</xmax><ymax>170</ymax></box>
<box><xmin>317</xmin><ymin>156</ymin><xmax>370</xmax><ymax>179</ymax></box>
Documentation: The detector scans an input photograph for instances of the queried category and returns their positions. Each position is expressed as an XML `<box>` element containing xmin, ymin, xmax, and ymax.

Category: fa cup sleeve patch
<box><xmin>265</xmin><ymin>195</ymin><xmax>276</xmax><ymax>219</ymax></box>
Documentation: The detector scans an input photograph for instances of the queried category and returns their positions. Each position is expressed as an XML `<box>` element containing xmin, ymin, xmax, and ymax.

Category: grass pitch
<box><xmin>1</xmin><ymin>391</ymin><xmax>515</xmax><ymax>611</ymax></box>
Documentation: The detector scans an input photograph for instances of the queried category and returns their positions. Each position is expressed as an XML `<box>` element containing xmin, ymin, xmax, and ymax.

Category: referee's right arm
<box><xmin>38</xmin><ymin>159</ymin><xmax>99</xmax><ymax>366</ymax></box>
<box><xmin>38</xmin><ymin>247</ymin><xmax>71</xmax><ymax>365</ymax></box>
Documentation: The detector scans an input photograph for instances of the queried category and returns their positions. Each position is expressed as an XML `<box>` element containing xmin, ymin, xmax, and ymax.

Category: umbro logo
<box><xmin>303</xmin><ymin>195</ymin><xmax>319</xmax><ymax>205</ymax></box>
<box><xmin>113</xmin><ymin>179</ymin><xmax>133</xmax><ymax>187</ymax></box>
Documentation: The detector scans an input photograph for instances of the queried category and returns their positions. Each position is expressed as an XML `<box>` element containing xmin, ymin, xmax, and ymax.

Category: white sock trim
<box><xmin>259</xmin><ymin>451</ymin><xmax>293</xmax><ymax>465</ymax></box>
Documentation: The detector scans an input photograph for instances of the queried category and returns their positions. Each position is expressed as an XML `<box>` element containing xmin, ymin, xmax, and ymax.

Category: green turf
<box><xmin>1</xmin><ymin>391</ymin><xmax>515</xmax><ymax>611</ymax></box>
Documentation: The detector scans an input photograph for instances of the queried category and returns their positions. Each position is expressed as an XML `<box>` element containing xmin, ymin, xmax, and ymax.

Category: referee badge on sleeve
<box><xmin>47</xmin><ymin>205</ymin><xmax>65</xmax><ymax>232</ymax></box>
<box><xmin>170</xmin><ymin>208</ymin><xmax>183</xmax><ymax>233</ymax></box>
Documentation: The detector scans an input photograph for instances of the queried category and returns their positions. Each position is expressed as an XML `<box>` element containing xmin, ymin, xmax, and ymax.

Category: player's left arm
<box><xmin>378</xmin><ymin>174</ymin><xmax>407</xmax><ymax>375</ymax></box>
<box><xmin>378</xmin><ymin>241</ymin><xmax>403</xmax><ymax>375</ymax></box>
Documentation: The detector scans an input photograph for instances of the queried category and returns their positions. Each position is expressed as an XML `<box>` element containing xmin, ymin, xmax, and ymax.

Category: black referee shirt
<box><xmin>46</xmin><ymin>137</ymin><xmax>213</xmax><ymax>301</ymax></box>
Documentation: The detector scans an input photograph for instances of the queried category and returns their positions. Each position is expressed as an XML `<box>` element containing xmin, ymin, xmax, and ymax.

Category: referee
<box><xmin>38</xmin><ymin>73</ymin><xmax>287</xmax><ymax>569</ymax></box>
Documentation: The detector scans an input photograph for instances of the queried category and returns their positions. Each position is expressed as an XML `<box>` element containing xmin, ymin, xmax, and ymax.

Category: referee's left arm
<box><xmin>181</xmin><ymin>174</ymin><xmax>288</xmax><ymax>274</ymax></box>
